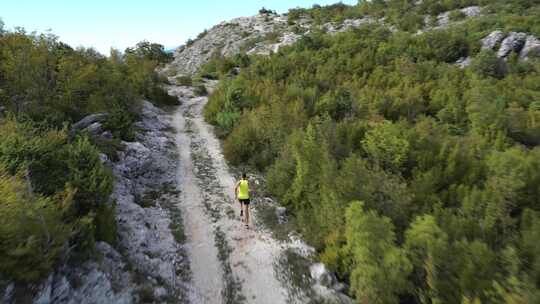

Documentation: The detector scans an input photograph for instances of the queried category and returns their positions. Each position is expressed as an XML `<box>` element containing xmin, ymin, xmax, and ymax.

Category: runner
<box><xmin>234</xmin><ymin>173</ymin><xmax>251</xmax><ymax>228</ymax></box>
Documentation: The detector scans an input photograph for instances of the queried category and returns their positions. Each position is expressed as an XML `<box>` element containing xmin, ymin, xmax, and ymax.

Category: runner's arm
<box><xmin>234</xmin><ymin>181</ymin><xmax>239</xmax><ymax>198</ymax></box>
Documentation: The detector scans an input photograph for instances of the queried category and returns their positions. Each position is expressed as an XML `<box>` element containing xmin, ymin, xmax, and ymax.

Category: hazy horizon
<box><xmin>1</xmin><ymin>0</ymin><xmax>357</xmax><ymax>54</ymax></box>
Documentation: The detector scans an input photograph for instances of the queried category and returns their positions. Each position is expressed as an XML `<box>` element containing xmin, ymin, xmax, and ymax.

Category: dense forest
<box><xmin>203</xmin><ymin>0</ymin><xmax>540</xmax><ymax>303</ymax></box>
<box><xmin>0</xmin><ymin>22</ymin><xmax>174</xmax><ymax>283</ymax></box>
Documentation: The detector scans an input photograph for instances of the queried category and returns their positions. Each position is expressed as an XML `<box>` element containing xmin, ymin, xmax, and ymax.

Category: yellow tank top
<box><xmin>238</xmin><ymin>180</ymin><xmax>249</xmax><ymax>199</ymax></box>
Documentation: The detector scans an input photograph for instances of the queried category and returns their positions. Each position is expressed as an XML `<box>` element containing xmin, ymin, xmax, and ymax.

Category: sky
<box><xmin>1</xmin><ymin>0</ymin><xmax>357</xmax><ymax>54</ymax></box>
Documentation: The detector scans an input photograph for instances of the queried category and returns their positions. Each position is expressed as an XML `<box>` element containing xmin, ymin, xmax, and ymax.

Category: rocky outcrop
<box><xmin>455</xmin><ymin>56</ymin><xmax>472</xmax><ymax>68</ymax></box>
<box><xmin>481</xmin><ymin>31</ymin><xmax>540</xmax><ymax>60</ymax></box>
<box><xmin>165</xmin><ymin>12</ymin><xmax>376</xmax><ymax>77</ymax></box>
<box><xmin>69</xmin><ymin>113</ymin><xmax>109</xmax><ymax>138</ymax></box>
<box><xmin>481</xmin><ymin>30</ymin><xmax>506</xmax><ymax>50</ymax></box>
<box><xmin>165</xmin><ymin>13</ymin><xmax>292</xmax><ymax>76</ymax></box>
<box><xmin>309</xmin><ymin>263</ymin><xmax>354</xmax><ymax>304</ymax></box>
<box><xmin>112</xmin><ymin>101</ymin><xmax>189</xmax><ymax>301</ymax></box>
<box><xmin>1</xmin><ymin>101</ymin><xmax>189</xmax><ymax>304</ymax></box>
<box><xmin>71</xmin><ymin>113</ymin><xmax>108</xmax><ymax>131</ymax></box>
<box><xmin>32</xmin><ymin>243</ymin><xmax>135</xmax><ymax>304</ymax></box>
<box><xmin>436</xmin><ymin>6</ymin><xmax>482</xmax><ymax>28</ymax></box>
<box><xmin>322</xmin><ymin>17</ymin><xmax>376</xmax><ymax>34</ymax></box>
<box><xmin>497</xmin><ymin>32</ymin><xmax>527</xmax><ymax>58</ymax></box>
<box><xmin>520</xmin><ymin>35</ymin><xmax>540</xmax><ymax>59</ymax></box>
<box><xmin>310</xmin><ymin>263</ymin><xmax>336</xmax><ymax>288</ymax></box>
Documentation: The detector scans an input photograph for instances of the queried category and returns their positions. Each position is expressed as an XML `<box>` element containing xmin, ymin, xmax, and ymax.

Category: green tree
<box><xmin>345</xmin><ymin>201</ymin><xmax>412</xmax><ymax>303</ymax></box>
<box><xmin>362</xmin><ymin>121</ymin><xmax>410</xmax><ymax>172</ymax></box>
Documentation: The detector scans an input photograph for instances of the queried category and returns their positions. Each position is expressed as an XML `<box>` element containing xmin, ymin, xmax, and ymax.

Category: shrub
<box><xmin>449</xmin><ymin>10</ymin><xmax>467</xmax><ymax>21</ymax></box>
<box><xmin>64</xmin><ymin>137</ymin><xmax>113</xmax><ymax>217</ymax></box>
<box><xmin>259</xmin><ymin>7</ymin><xmax>276</xmax><ymax>15</ymax></box>
<box><xmin>0</xmin><ymin>167</ymin><xmax>72</xmax><ymax>282</ymax></box>
<box><xmin>95</xmin><ymin>201</ymin><xmax>117</xmax><ymax>245</ymax></box>
<box><xmin>194</xmin><ymin>84</ymin><xmax>208</xmax><ymax>96</ymax></box>
<box><xmin>147</xmin><ymin>85</ymin><xmax>180</xmax><ymax>106</ymax></box>
<box><xmin>471</xmin><ymin>50</ymin><xmax>508</xmax><ymax>79</ymax></box>
<box><xmin>176</xmin><ymin>75</ymin><xmax>193</xmax><ymax>86</ymax></box>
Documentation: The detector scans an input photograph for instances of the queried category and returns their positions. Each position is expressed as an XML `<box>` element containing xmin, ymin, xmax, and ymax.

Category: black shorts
<box><xmin>239</xmin><ymin>198</ymin><xmax>250</xmax><ymax>205</ymax></box>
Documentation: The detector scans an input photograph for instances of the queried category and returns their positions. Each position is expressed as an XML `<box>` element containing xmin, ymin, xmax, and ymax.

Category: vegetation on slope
<box><xmin>204</xmin><ymin>0</ymin><xmax>540</xmax><ymax>303</ymax></box>
<box><xmin>0</xmin><ymin>24</ymin><xmax>173</xmax><ymax>283</ymax></box>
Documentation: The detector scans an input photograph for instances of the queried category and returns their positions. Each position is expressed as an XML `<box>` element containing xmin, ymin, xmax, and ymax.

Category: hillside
<box><xmin>173</xmin><ymin>0</ymin><xmax>540</xmax><ymax>303</ymax></box>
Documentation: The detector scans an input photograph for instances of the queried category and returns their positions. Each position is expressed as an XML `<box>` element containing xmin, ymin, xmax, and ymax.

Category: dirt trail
<box><xmin>169</xmin><ymin>84</ymin><xmax>290</xmax><ymax>304</ymax></box>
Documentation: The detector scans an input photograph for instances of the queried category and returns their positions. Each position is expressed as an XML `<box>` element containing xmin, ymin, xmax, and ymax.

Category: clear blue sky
<box><xmin>1</xmin><ymin>0</ymin><xmax>357</xmax><ymax>54</ymax></box>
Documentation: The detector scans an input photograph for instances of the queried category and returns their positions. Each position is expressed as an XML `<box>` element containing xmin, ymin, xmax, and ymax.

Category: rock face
<box><xmin>111</xmin><ymin>100</ymin><xmax>189</xmax><ymax>300</ymax></box>
<box><xmin>481</xmin><ymin>31</ymin><xmax>540</xmax><ymax>60</ymax></box>
<box><xmin>455</xmin><ymin>56</ymin><xmax>472</xmax><ymax>68</ymax></box>
<box><xmin>69</xmin><ymin>113</ymin><xmax>109</xmax><ymax>138</ymax></box>
<box><xmin>31</xmin><ymin>243</ymin><xmax>135</xmax><ymax>304</ymax></box>
<box><xmin>481</xmin><ymin>30</ymin><xmax>505</xmax><ymax>50</ymax></box>
<box><xmin>497</xmin><ymin>32</ymin><xmax>528</xmax><ymax>58</ymax></box>
<box><xmin>71</xmin><ymin>113</ymin><xmax>108</xmax><ymax>131</ymax></box>
<box><xmin>436</xmin><ymin>6</ymin><xmax>482</xmax><ymax>28</ymax></box>
<box><xmin>166</xmin><ymin>13</ymin><xmax>293</xmax><ymax>76</ymax></box>
<box><xmin>165</xmin><ymin>12</ymin><xmax>375</xmax><ymax>77</ymax></box>
<box><xmin>520</xmin><ymin>35</ymin><xmax>540</xmax><ymax>59</ymax></box>
<box><xmin>310</xmin><ymin>263</ymin><xmax>336</xmax><ymax>288</ymax></box>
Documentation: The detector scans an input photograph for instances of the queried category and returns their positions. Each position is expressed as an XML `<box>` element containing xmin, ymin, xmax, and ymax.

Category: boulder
<box><xmin>333</xmin><ymin>282</ymin><xmax>349</xmax><ymax>293</ymax></box>
<box><xmin>276</xmin><ymin>206</ymin><xmax>287</xmax><ymax>224</ymax></box>
<box><xmin>461</xmin><ymin>6</ymin><xmax>482</xmax><ymax>17</ymax></box>
<box><xmin>276</xmin><ymin>207</ymin><xmax>287</xmax><ymax>217</ymax></box>
<box><xmin>2</xmin><ymin>283</ymin><xmax>14</xmax><ymax>304</ymax></box>
<box><xmin>497</xmin><ymin>32</ymin><xmax>527</xmax><ymax>58</ymax></box>
<box><xmin>118</xmin><ymin>141</ymin><xmax>152</xmax><ymax>178</ymax></box>
<box><xmin>310</xmin><ymin>263</ymin><xmax>336</xmax><ymax>287</ymax></box>
<box><xmin>520</xmin><ymin>35</ymin><xmax>540</xmax><ymax>60</ymax></box>
<box><xmin>33</xmin><ymin>275</ymin><xmax>54</xmax><ymax>304</ymax></box>
<box><xmin>153</xmin><ymin>286</ymin><xmax>168</xmax><ymax>299</ymax></box>
<box><xmin>72</xmin><ymin>113</ymin><xmax>108</xmax><ymax>131</ymax></box>
<box><xmin>85</xmin><ymin>122</ymin><xmax>103</xmax><ymax>136</ymax></box>
<box><xmin>99</xmin><ymin>153</ymin><xmax>111</xmax><ymax>166</ymax></box>
<box><xmin>481</xmin><ymin>31</ymin><xmax>505</xmax><ymax>50</ymax></box>
<box><xmin>101</xmin><ymin>131</ymin><xmax>114</xmax><ymax>140</ymax></box>
<box><xmin>455</xmin><ymin>56</ymin><xmax>472</xmax><ymax>68</ymax></box>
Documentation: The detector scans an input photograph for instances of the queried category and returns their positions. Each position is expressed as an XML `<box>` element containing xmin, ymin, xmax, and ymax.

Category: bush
<box><xmin>0</xmin><ymin>119</ymin><xmax>116</xmax><ymax>261</ymax></box>
<box><xmin>64</xmin><ymin>137</ymin><xmax>113</xmax><ymax>217</ymax></box>
<box><xmin>104</xmin><ymin>107</ymin><xmax>138</xmax><ymax>141</ymax></box>
<box><xmin>259</xmin><ymin>7</ymin><xmax>276</xmax><ymax>15</ymax></box>
<box><xmin>471</xmin><ymin>50</ymin><xmax>508</xmax><ymax>79</ymax></box>
<box><xmin>147</xmin><ymin>85</ymin><xmax>180</xmax><ymax>106</ymax></box>
<box><xmin>95</xmin><ymin>201</ymin><xmax>117</xmax><ymax>245</ymax></box>
<box><xmin>0</xmin><ymin>167</ymin><xmax>72</xmax><ymax>282</ymax></box>
<box><xmin>449</xmin><ymin>10</ymin><xmax>467</xmax><ymax>21</ymax></box>
<box><xmin>194</xmin><ymin>84</ymin><xmax>208</xmax><ymax>96</ymax></box>
<box><xmin>176</xmin><ymin>75</ymin><xmax>193</xmax><ymax>86</ymax></box>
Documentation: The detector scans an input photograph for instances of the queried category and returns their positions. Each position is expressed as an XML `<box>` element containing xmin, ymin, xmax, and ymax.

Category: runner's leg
<box><xmin>244</xmin><ymin>202</ymin><xmax>250</xmax><ymax>227</ymax></box>
<box><xmin>239</xmin><ymin>199</ymin><xmax>243</xmax><ymax>217</ymax></box>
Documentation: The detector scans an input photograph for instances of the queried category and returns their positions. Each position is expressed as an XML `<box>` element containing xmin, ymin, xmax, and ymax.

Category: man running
<box><xmin>234</xmin><ymin>173</ymin><xmax>251</xmax><ymax>228</ymax></box>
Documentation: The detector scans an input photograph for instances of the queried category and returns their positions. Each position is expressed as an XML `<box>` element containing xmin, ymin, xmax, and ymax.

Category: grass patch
<box><xmin>176</xmin><ymin>75</ymin><xmax>193</xmax><ymax>86</ymax></box>
<box><xmin>136</xmin><ymin>190</ymin><xmax>159</xmax><ymax>208</ymax></box>
<box><xmin>194</xmin><ymin>84</ymin><xmax>208</xmax><ymax>96</ymax></box>
<box><xmin>137</xmin><ymin>284</ymin><xmax>156</xmax><ymax>303</ymax></box>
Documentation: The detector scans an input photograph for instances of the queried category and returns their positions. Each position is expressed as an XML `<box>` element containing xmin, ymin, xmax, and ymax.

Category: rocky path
<box><xmin>169</xmin><ymin>84</ymin><xmax>289</xmax><ymax>304</ymax></box>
